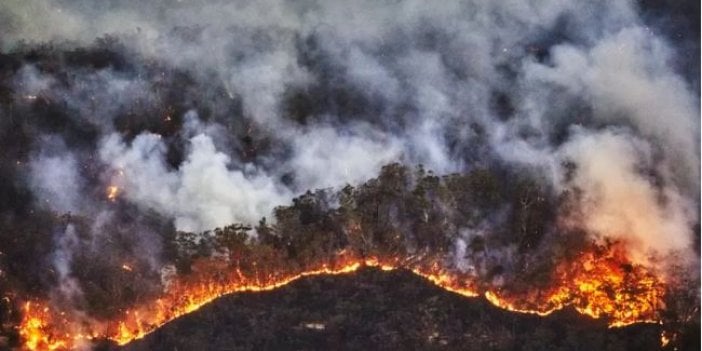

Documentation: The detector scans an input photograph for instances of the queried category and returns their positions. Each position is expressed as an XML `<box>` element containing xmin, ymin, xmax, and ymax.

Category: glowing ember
<box><xmin>106</xmin><ymin>186</ymin><xmax>120</xmax><ymax>201</ymax></box>
<box><xmin>17</xmin><ymin>243</ymin><xmax>666</xmax><ymax>351</ymax></box>
<box><xmin>661</xmin><ymin>331</ymin><xmax>670</xmax><ymax>347</ymax></box>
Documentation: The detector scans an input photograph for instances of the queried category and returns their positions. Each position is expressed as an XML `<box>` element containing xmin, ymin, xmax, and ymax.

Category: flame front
<box><xmin>19</xmin><ymin>243</ymin><xmax>665</xmax><ymax>350</ymax></box>
<box><xmin>483</xmin><ymin>243</ymin><xmax>664</xmax><ymax>327</ymax></box>
<box><xmin>19</xmin><ymin>303</ymin><xmax>66</xmax><ymax>351</ymax></box>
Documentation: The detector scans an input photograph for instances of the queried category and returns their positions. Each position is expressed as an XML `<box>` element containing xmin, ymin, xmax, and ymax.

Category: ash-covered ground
<box><xmin>109</xmin><ymin>267</ymin><xmax>683</xmax><ymax>351</ymax></box>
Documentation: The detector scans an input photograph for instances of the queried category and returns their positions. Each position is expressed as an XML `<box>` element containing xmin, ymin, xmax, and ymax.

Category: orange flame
<box><xmin>483</xmin><ymin>243</ymin><xmax>664</xmax><ymax>327</ymax></box>
<box><xmin>19</xmin><ymin>303</ymin><xmax>66</xmax><ymax>351</ymax></box>
<box><xmin>18</xmin><ymin>243</ymin><xmax>665</xmax><ymax>350</ymax></box>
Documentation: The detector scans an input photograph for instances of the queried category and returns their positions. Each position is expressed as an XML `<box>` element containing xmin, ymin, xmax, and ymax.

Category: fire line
<box><xmin>18</xmin><ymin>244</ymin><xmax>665</xmax><ymax>351</ymax></box>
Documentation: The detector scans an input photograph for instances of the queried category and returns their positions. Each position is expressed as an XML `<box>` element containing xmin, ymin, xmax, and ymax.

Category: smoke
<box><xmin>99</xmin><ymin>131</ymin><xmax>292</xmax><ymax>233</ymax></box>
<box><xmin>558</xmin><ymin>128</ymin><xmax>696</xmax><ymax>265</ymax></box>
<box><xmin>287</xmin><ymin>125</ymin><xmax>404</xmax><ymax>191</ymax></box>
<box><xmin>524</xmin><ymin>27</ymin><xmax>699</xmax><ymax>192</ymax></box>
<box><xmin>0</xmin><ymin>0</ymin><xmax>698</xmax><ymax>342</ymax></box>
<box><xmin>29</xmin><ymin>139</ymin><xmax>84</xmax><ymax>214</ymax></box>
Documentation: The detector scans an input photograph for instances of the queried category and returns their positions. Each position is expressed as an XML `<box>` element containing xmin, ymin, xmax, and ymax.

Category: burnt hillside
<box><xmin>107</xmin><ymin>267</ymin><xmax>685</xmax><ymax>351</ymax></box>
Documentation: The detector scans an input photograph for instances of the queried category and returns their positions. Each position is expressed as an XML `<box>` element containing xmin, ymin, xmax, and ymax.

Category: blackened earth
<box><xmin>96</xmin><ymin>267</ymin><xmax>697</xmax><ymax>351</ymax></box>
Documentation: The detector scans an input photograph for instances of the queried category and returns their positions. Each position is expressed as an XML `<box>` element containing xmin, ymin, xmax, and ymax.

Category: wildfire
<box><xmin>484</xmin><ymin>242</ymin><xmax>665</xmax><ymax>328</ymax></box>
<box><xmin>19</xmin><ymin>303</ymin><xmax>66</xmax><ymax>351</ymax></box>
<box><xmin>17</xmin><ymin>243</ymin><xmax>666</xmax><ymax>350</ymax></box>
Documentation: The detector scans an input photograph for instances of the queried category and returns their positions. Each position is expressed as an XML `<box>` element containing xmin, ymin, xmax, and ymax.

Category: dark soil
<box><xmin>102</xmin><ymin>267</ymin><xmax>675</xmax><ymax>351</ymax></box>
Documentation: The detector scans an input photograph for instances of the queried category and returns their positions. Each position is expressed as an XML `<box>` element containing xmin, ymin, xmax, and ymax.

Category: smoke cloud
<box><xmin>558</xmin><ymin>128</ymin><xmax>696</xmax><ymax>264</ymax></box>
<box><xmin>99</xmin><ymin>131</ymin><xmax>292</xmax><ymax>233</ymax></box>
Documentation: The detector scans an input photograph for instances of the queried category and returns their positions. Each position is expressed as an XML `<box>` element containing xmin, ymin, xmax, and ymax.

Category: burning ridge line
<box><xmin>19</xmin><ymin>245</ymin><xmax>665</xmax><ymax>351</ymax></box>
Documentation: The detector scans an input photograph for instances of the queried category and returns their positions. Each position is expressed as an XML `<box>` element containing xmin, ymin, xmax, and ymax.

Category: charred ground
<box><xmin>105</xmin><ymin>267</ymin><xmax>680</xmax><ymax>351</ymax></box>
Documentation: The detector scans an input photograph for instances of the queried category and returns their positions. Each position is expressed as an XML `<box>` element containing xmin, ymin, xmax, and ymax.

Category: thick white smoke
<box><xmin>99</xmin><ymin>131</ymin><xmax>291</xmax><ymax>233</ymax></box>
<box><xmin>558</xmin><ymin>128</ymin><xmax>696</xmax><ymax>265</ymax></box>
<box><xmin>524</xmin><ymin>27</ymin><xmax>700</xmax><ymax>192</ymax></box>
<box><xmin>29</xmin><ymin>147</ymin><xmax>84</xmax><ymax>214</ymax></box>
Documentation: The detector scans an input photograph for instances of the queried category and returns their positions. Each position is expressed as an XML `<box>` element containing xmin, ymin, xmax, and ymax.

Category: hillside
<box><xmin>104</xmin><ymin>267</ymin><xmax>679</xmax><ymax>351</ymax></box>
